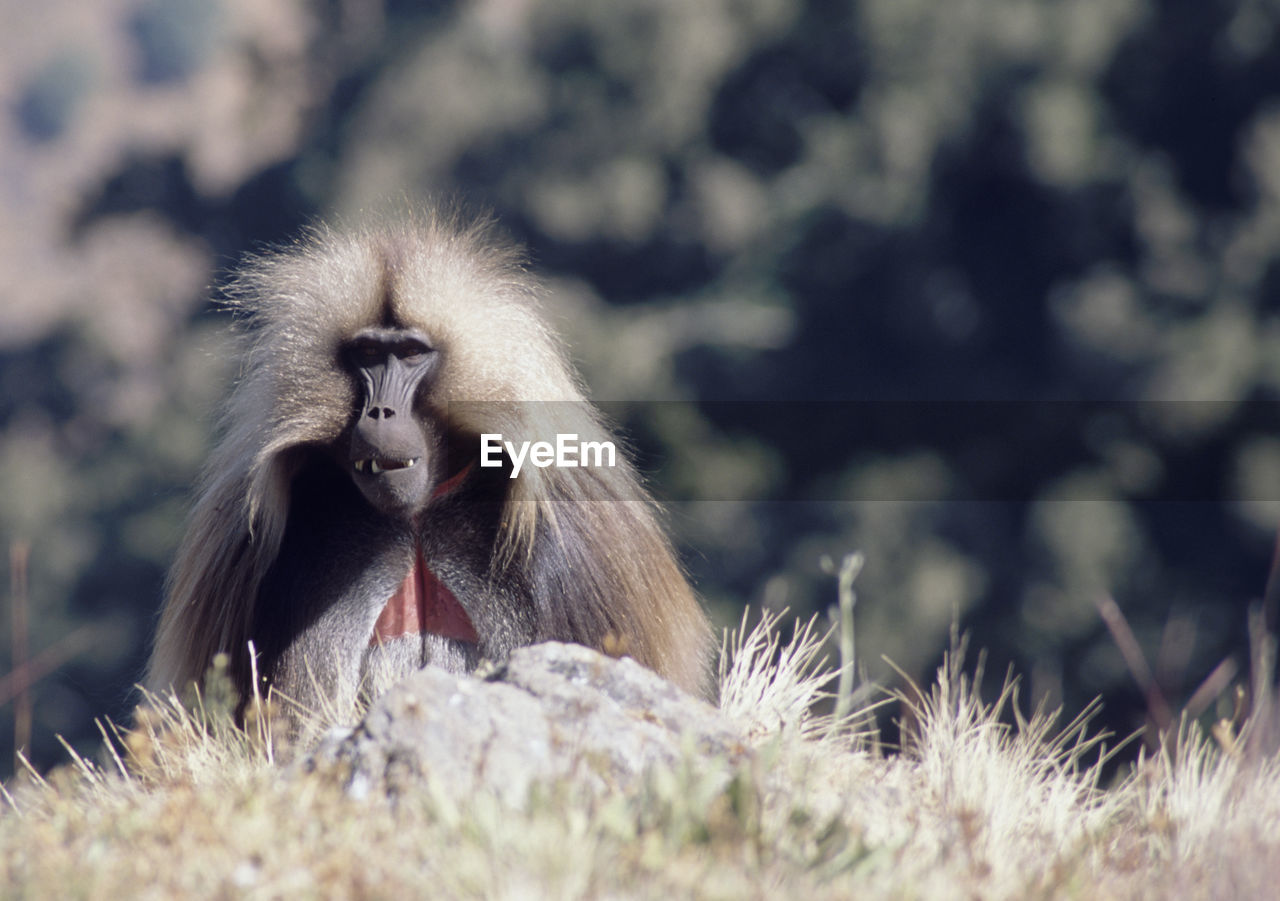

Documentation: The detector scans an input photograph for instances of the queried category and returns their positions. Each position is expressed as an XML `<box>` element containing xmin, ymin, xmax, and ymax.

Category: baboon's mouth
<box><xmin>353</xmin><ymin>457</ymin><xmax>420</xmax><ymax>475</ymax></box>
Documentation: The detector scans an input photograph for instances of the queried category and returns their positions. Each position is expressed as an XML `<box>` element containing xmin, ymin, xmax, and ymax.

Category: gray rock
<box><xmin>308</xmin><ymin>642</ymin><xmax>749</xmax><ymax>804</ymax></box>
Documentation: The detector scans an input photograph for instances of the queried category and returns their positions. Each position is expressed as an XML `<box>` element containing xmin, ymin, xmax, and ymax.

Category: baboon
<box><xmin>147</xmin><ymin>211</ymin><xmax>712</xmax><ymax>723</ymax></box>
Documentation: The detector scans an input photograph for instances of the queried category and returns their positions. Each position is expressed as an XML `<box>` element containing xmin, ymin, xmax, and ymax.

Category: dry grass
<box><xmin>2</xmin><ymin>577</ymin><xmax>1279</xmax><ymax>899</ymax></box>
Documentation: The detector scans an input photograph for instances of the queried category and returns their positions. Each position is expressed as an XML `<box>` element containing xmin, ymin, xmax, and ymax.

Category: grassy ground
<box><xmin>1</xmin><ymin>601</ymin><xmax>1278</xmax><ymax>899</ymax></box>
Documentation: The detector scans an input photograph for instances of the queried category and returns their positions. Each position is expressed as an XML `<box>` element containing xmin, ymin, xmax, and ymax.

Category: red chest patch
<box><xmin>371</xmin><ymin>545</ymin><xmax>480</xmax><ymax>645</ymax></box>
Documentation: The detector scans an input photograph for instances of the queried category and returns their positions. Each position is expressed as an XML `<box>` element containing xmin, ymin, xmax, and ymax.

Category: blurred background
<box><xmin>3</xmin><ymin>0</ymin><xmax>1280</xmax><ymax>773</ymax></box>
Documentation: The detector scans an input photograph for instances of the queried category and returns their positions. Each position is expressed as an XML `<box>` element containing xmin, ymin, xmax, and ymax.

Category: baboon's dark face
<box><xmin>343</xmin><ymin>326</ymin><xmax>441</xmax><ymax>517</ymax></box>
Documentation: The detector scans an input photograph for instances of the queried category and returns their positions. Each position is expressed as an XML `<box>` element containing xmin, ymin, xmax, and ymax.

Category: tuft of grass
<box><xmin>717</xmin><ymin>605</ymin><xmax>839</xmax><ymax>743</ymax></box>
<box><xmin>718</xmin><ymin>552</ymin><xmax>880</xmax><ymax>749</ymax></box>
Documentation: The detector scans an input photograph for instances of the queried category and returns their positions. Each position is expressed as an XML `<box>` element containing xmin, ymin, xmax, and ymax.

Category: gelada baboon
<box><xmin>147</xmin><ymin>211</ymin><xmax>712</xmax><ymax>722</ymax></box>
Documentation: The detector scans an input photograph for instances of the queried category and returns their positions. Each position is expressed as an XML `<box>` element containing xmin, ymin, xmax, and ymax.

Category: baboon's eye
<box><xmin>348</xmin><ymin>341</ymin><xmax>385</xmax><ymax>367</ymax></box>
<box><xmin>395</xmin><ymin>340</ymin><xmax>433</xmax><ymax>365</ymax></box>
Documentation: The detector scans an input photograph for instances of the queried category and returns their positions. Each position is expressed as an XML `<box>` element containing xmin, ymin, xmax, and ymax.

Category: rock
<box><xmin>308</xmin><ymin>642</ymin><xmax>749</xmax><ymax>804</ymax></box>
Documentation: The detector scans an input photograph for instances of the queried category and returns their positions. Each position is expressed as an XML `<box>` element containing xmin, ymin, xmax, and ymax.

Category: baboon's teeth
<box><xmin>356</xmin><ymin>457</ymin><xmax>419</xmax><ymax>475</ymax></box>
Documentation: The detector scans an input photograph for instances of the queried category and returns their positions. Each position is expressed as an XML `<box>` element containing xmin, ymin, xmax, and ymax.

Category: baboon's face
<box><xmin>342</xmin><ymin>326</ymin><xmax>441</xmax><ymax>517</ymax></box>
